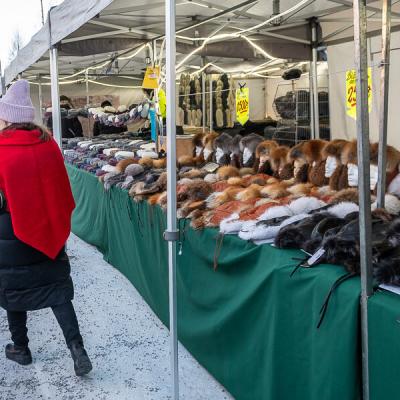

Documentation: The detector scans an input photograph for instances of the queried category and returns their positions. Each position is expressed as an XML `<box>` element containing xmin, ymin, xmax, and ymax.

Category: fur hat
<box><xmin>289</xmin><ymin>140</ymin><xmax>328</xmax><ymax>164</ymax></box>
<box><xmin>214</xmin><ymin>132</ymin><xmax>233</xmax><ymax>153</ymax></box>
<box><xmin>116</xmin><ymin>159</ymin><xmax>137</xmax><ymax>173</ymax></box>
<box><xmin>270</xmin><ymin>146</ymin><xmax>290</xmax><ymax>175</ymax></box>
<box><xmin>256</xmin><ymin>140</ymin><xmax>279</xmax><ymax>160</ymax></box>
<box><xmin>329</xmin><ymin>188</ymin><xmax>359</xmax><ymax>204</ymax></box>
<box><xmin>372</xmin><ymin>194</ymin><xmax>400</xmax><ymax>215</ymax></box>
<box><xmin>370</xmin><ymin>143</ymin><xmax>400</xmax><ymax>172</ymax></box>
<box><xmin>229</xmin><ymin>134</ymin><xmax>243</xmax><ymax>168</ymax></box>
<box><xmin>309</xmin><ymin>160</ymin><xmax>328</xmax><ymax>187</ymax></box>
<box><xmin>217</xmin><ymin>166</ymin><xmax>240</xmax><ymax>180</ymax></box>
<box><xmin>240</xmin><ymin>133</ymin><xmax>264</xmax><ymax>168</ymax></box>
<box><xmin>322</xmin><ymin>139</ymin><xmax>349</xmax><ymax>162</ymax></box>
<box><xmin>341</xmin><ymin>140</ymin><xmax>358</xmax><ymax>165</ymax></box>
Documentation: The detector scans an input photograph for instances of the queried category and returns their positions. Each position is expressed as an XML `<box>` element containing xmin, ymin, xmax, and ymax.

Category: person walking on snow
<box><xmin>0</xmin><ymin>80</ymin><xmax>92</xmax><ymax>376</ymax></box>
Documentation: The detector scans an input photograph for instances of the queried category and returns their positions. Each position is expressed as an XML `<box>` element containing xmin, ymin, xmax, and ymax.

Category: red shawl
<box><xmin>0</xmin><ymin>129</ymin><xmax>75</xmax><ymax>259</ymax></box>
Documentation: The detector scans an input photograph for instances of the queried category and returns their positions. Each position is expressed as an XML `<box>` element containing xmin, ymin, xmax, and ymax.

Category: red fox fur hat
<box><xmin>270</xmin><ymin>146</ymin><xmax>291</xmax><ymax>178</ymax></box>
<box><xmin>256</xmin><ymin>140</ymin><xmax>278</xmax><ymax>174</ymax></box>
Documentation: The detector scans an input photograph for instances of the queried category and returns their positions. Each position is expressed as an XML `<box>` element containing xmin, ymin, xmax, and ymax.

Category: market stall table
<box><xmin>67</xmin><ymin>164</ymin><xmax>367</xmax><ymax>400</ymax></box>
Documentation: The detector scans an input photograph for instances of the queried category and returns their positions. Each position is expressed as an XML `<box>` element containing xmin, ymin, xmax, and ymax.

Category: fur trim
<box><xmin>257</xmin><ymin>205</ymin><xmax>292</xmax><ymax>221</ymax></box>
<box><xmin>372</xmin><ymin>194</ymin><xmax>400</xmax><ymax>215</ymax></box>
<box><xmin>270</xmin><ymin>146</ymin><xmax>290</xmax><ymax>174</ymax></box>
<box><xmin>288</xmin><ymin>196</ymin><xmax>326</xmax><ymax>215</ymax></box>
<box><xmin>328</xmin><ymin>202</ymin><xmax>359</xmax><ymax>218</ymax></box>
<box><xmin>192</xmin><ymin>132</ymin><xmax>204</xmax><ymax>148</ymax></box>
<box><xmin>220</xmin><ymin>213</ymin><xmax>242</xmax><ymax>234</ymax></box>
<box><xmin>148</xmin><ymin>193</ymin><xmax>162</xmax><ymax>205</ymax></box>
<box><xmin>138</xmin><ymin>157</ymin><xmax>154</xmax><ymax>168</ymax></box>
<box><xmin>322</xmin><ymin>139</ymin><xmax>349</xmax><ymax>161</ymax></box>
<box><xmin>217</xmin><ymin>166</ymin><xmax>240</xmax><ymax>180</ymax></box>
<box><xmin>371</xmin><ymin>208</ymin><xmax>394</xmax><ymax>222</ymax></box>
<box><xmin>180</xmin><ymin>168</ymin><xmax>207</xmax><ymax>179</ymax></box>
<box><xmin>295</xmin><ymin>163</ymin><xmax>310</xmax><ymax>183</ymax></box>
<box><xmin>289</xmin><ymin>140</ymin><xmax>328</xmax><ymax>164</ymax></box>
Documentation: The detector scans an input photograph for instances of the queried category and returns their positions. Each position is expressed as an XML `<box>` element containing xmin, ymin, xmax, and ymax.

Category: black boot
<box><xmin>5</xmin><ymin>344</ymin><xmax>32</xmax><ymax>366</ymax></box>
<box><xmin>69</xmin><ymin>341</ymin><xmax>92</xmax><ymax>376</ymax></box>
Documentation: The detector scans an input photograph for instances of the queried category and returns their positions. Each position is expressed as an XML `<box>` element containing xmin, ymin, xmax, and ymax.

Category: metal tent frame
<box><xmin>2</xmin><ymin>1</ymin><xmax>396</xmax><ymax>398</ymax></box>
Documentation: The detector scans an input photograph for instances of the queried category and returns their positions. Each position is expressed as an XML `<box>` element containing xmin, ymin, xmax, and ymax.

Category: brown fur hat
<box><xmin>184</xmin><ymin>180</ymin><xmax>213</xmax><ymax>201</ymax></box>
<box><xmin>295</xmin><ymin>163</ymin><xmax>310</xmax><ymax>183</ymax></box>
<box><xmin>178</xmin><ymin>155</ymin><xmax>196</xmax><ymax>168</ymax></box>
<box><xmin>192</xmin><ymin>132</ymin><xmax>205</xmax><ymax>149</ymax></box>
<box><xmin>370</xmin><ymin>143</ymin><xmax>400</xmax><ymax>171</ymax></box>
<box><xmin>279</xmin><ymin>163</ymin><xmax>294</xmax><ymax>180</ymax></box>
<box><xmin>217</xmin><ymin>166</ymin><xmax>240</xmax><ymax>180</ymax></box>
<box><xmin>323</xmin><ymin>139</ymin><xmax>349</xmax><ymax>163</ymax></box>
<box><xmin>329</xmin><ymin>164</ymin><xmax>348</xmax><ymax>191</ymax></box>
<box><xmin>203</xmin><ymin>132</ymin><xmax>219</xmax><ymax>149</ymax></box>
<box><xmin>256</xmin><ymin>140</ymin><xmax>279</xmax><ymax>159</ymax></box>
<box><xmin>270</xmin><ymin>146</ymin><xmax>290</xmax><ymax>174</ymax></box>
<box><xmin>289</xmin><ymin>140</ymin><xmax>328</xmax><ymax>164</ymax></box>
<box><xmin>341</xmin><ymin>140</ymin><xmax>358</xmax><ymax>165</ymax></box>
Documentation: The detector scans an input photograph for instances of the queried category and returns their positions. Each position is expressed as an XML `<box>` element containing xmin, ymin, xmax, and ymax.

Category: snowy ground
<box><xmin>0</xmin><ymin>234</ymin><xmax>232</xmax><ymax>400</ymax></box>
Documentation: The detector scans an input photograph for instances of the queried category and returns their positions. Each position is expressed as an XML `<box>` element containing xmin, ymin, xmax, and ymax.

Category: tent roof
<box><xmin>5</xmin><ymin>0</ymin><xmax>400</xmax><ymax>85</ymax></box>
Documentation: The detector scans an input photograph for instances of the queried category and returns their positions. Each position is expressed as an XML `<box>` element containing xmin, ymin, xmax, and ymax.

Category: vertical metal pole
<box><xmin>309</xmin><ymin>62</ymin><xmax>315</xmax><ymax>139</ymax></box>
<box><xmin>377</xmin><ymin>0</ymin><xmax>391</xmax><ymax>208</ymax></box>
<box><xmin>0</xmin><ymin>61</ymin><xmax>5</xmax><ymax>96</ymax></box>
<box><xmin>354</xmin><ymin>1</ymin><xmax>373</xmax><ymax>399</ymax></box>
<box><xmin>202</xmin><ymin>73</ymin><xmax>206</xmax><ymax>132</ymax></box>
<box><xmin>165</xmin><ymin>0</ymin><xmax>179</xmax><ymax>399</ymax></box>
<box><xmin>153</xmin><ymin>40</ymin><xmax>160</xmax><ymax>152</ymax></box>
<box><xmin>209</xmin><ymin>77</ymin><xmax>213</xmax><ymax>132</ymax></box>
<box><xmin>85</xmin><ymin>70</ymin><xmax>91</xmax><ymax>138</ymax></box>
<box><xmin>38</xmin><ymin>75</ymin><xmax>44</xmax><ymax>123</ymax></box>
<box><xmin>311</xmin><ymin>19</ymin><xmax>320</xmax><ymax>139</ymax></box>
<box><xmin>49</xmin><ymin>46</ymin><xmax>62</xmax><ymax>147</ymax></box>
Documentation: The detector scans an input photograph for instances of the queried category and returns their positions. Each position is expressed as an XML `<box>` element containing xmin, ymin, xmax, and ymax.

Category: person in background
<box><xmin>93</xmin><ymin>100</ymin><xmax>127</xmax><ymax>136</ymax></box>
<box><xmin>0</xmin><ymin>80</ymin><xmax>92</xmax><ymax>376</ymax></box>
<box><xmin>46</xmin><ymin>95</ymin><xmax>83</xmax><ymax>138</ymax></box>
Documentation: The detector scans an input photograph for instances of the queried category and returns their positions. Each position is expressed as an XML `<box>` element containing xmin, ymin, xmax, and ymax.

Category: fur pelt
<box><xmin>206</xmin><ymin>187</ymin><xmax>243</xmax><ymax>209</ymax></box>
<box><xmin>148</xmin><ymin>193</ymin><xmax>163</xmax><ymax>206</ymax></box>
<box><xmin>179</xmin><ymin>168</ymin><xmax>207</xmax><ymax>179</ymax></box>
<box><xmin>287</xmin><ymin>183</ymin><xmax>313</xmax><ymax>197</ymax></box>
<box><xmin>295</xmin><ymin>163</ymin><xmax>310</xmax><ymax>183</ymax></box>
<box><xmin>235</xmin><ymin>184</ymin><xmax>262</xmax><ymax>201</ymax></box>
<box><xmin>239</xmin><ymin>167</ymin><xmax>255</xmax><ymax>176</ymax></box>
<box><xmin>329</xmin><ymin>188</ymin><xmax>359</xmax><ymax>205</ymax></box>
<box><xmin>178</xmin><ymin>155</ymin><xmax>197</xmax><ymax>167</ymax></box>
<box><xmin>322</xmin><ymin>139</ymin><xmax>349</xmax><ymax>162</ymax></box>
<box><xmin>204</xmin><ymin>173</ymin><xmax>218</xmax><ymax>183</ymax></box>
<box><xmin>288</xmin><ymin>196</ymin><xmax>326</xmax><ymax>215</ymax></box>
<box><xmin>116</xmin><ymin>159</ymin><xmax>137</xmax><ymax>173</ymax></box>
<box><xmin>279</xmin><ymin>163</ymin><xmax>294</xmax><ymax>180</ymax></box>
<box><xmin>227</xmin><ymin>177</ymin><xmax>245</xmax><ymax>186</ymax></box>
<box><xmin>373</xmin><ymin>246</ymin><xmax>400</xmax><ymax>285</ymax></box>
<box><xmin>309</xmin><ymin>160</ymin><xmax>328</xmax><ymax>187</ymax></box>
<box><xmin>139</xmin><ymin>157</ymin><xmax>154</xmax><ymax>168</ymax></box>
<box><xmin>153</xmin><ymin>158</ymin><xmax>167</xmax><ymax>169</ymax></box>
<box><xmin>184</xmin><ymin>180</ymin><xmax>213</xmax><ymax>201</ymax></box>
<box><xmin>329</xmin><ymin>164</ymin><xmax>349</xmax><ymax>191</ymax></box>
<box><xmin>371</xmin><ymin>208</ymin><xmax>394</xmax><ymax>222</ymax></box>
<box><xmin>289</xmin><ymin>140</ymin><xmax>328</xmax><ymax>164</ymax></box>
<box><xmin>260</xmin><ymin>182</ymin><xmax>290</xmax><ymax>199</ymax></box>
<box><xmin>327</xmin><ymin>201</ymin><xmax>359</xmax><ymax>219</ymax></box>
<box><xmin>217</xmin><ymin>166</ymin><xmax>240</xmax><ymax>180</ymax></box>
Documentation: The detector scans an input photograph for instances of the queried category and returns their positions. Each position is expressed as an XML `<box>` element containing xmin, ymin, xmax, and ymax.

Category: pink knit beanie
<box><xmin>0</xmin><ymin>80</ymin><xmax>35</xmax><ymax>123</ymax></box>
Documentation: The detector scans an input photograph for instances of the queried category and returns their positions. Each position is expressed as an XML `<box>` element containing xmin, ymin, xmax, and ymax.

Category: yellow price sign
<box><xmin>345</xmin><ymin>68</ymin><xmax>372</xmax><ymax>119</ymax></box>
<box><xmin>236</xmin><ymin>87</ymin><xmax>249</xmax><ymax>126</ymax></box>
<box><xmin>142</xmin><ymin>66</ymin><xmax>160</xmax><ymax>89</ymax></box>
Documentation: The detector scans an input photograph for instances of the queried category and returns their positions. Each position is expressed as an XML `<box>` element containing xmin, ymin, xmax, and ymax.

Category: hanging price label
<box><xmin>345</xmin><ymin>68</ymin><xmax>372</xmax><ymax>120</ymax></box>
<box><xmin>236</xmin><ymin>87</ymin><xmax>250</xmax><ymax>126</ymax></box>
<box><xmin>142</xmin><ymin>66</ymin><xmax>160</xmax><ymax>89</ymax></box>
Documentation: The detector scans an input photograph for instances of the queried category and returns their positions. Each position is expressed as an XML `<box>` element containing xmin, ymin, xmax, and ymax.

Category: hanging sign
<box><xmin>142</xmin><ymin>66</ymin><xmax>160</xmax><ymax>89</ymax></box>
<box><xmin>236</xmin><ymin>87</ymin><xmax>250</xmax><ymax>126</ymax></box>
<box><xmin>345</xmin><ymin>68</ymin><xmax>372</xmax><ymax>120</ymax></box>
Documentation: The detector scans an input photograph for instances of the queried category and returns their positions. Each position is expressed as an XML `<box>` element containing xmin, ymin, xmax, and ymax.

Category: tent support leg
<box><xmin>209</xmin><ymin>78</ymin><xmax>213</xmax><ymax>132</ymax></box>
<box><xmin>353</xmin><ymin>1</ymin><xmax>373</xmax><ymax>400</ymax></box>
<box><xmin>0</xmin><ymin>61</ymin><xmax>5</xmax><ymax>96</ymax></box>
<box><xmin>38</xmin><ymin>75</ymin><xmax>44</xmax><ymax>124</ymax></box>
<box><xmin>49</xmin><ymin>46</ymin><xmax>62</xmax><ymax>148</ymax></box>
<box><xmin>377</xmin><ymin>0</ymin><xmax>392</xmax><ymax>208</ymax></box>
<box><xmin>165</xmin><ymin>0</ymin><xmax>179</xmax><ymax>399</ymax></box>
<box><xmin>311</xmin><ymin>18</ymin><xmax>320</xmax><ymax>139</ymax></box>
<box><xmin>309</xmin><ymin>61</ymin><xmax>315</xmax><ymax>139</ymax></box>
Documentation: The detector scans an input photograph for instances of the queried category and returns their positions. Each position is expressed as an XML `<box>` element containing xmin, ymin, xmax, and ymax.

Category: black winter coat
<box><xmin>0</xmin><ymin>211</ymin><xmax>74</xmax><ymax>312</ymax></box>
<box><xmin>93</xmin><ymin>121</ymin><xmax>127</xmax><ymax>136</ymax></box>
<box><xmin>47</xmin><ymin>115</ymin><xmax>83</xmax><ymax>138</ymax></box>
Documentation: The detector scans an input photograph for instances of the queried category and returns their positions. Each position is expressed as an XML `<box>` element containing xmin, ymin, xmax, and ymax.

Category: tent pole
<box><xmin>309</xmin><ymin>61</ymin><xmax>315</xmax><ymax>139</ymax></box>
<box><xmin>311</xmin><ymin>18</ymin><xmax>320</xmax><ymax>139</ymax></box>
<box><xmin>164</xmin><ymin>0</ymin><xmax>179</xmax><ymax>399</ymax></box>
<box><xmin>209</xmin><ymin>77</ymin><xmax>213</xmax><ymax>132</ymax></box>
<box><xmin>202</xmin><ymin>57</ymin><xmax>206</xmax><ymax>133</ymax></box>
<box><xmin>85</xmin><ymin>70</ymin><xmax>91</xmax><ymax>138</ymax></box>
<box><xmin>38</xmin><ymin>75</ymin><xmax>44</xmax><ymax>124</ymax></box>
<box><xmin>153</xmin><ymin>40</ymin><xmax>160</xmax><ymax>153</ymax></box>
<box><xmin>377</xmin><ymin>0</ymin><xmax>392</xmax><ymax>208</ymax></box>
<box><xmin>353</xmin><ymin>1</ymin><xmax>373</xmax><ymax>400</ymax></box>
<box><xmin>49</xmin><ymin>46</ymin><xmax>62</xmax><ymax>148</ymax></box>
<box><xmin>0</xmin><ymin>61</ymin><xmax>5</xmax><ymax>96</ymax></box>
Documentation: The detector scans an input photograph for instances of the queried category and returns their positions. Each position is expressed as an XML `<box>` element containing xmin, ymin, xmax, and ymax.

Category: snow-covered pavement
<box><xmin>0</xmin><ymin>234</ymin><xmax>232</xmax><ymax>400</ymax></box>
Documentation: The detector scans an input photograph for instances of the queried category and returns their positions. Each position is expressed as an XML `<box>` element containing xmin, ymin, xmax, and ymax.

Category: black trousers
<box><xmin>7</xmin><ymin>301</ymin><xmax>83</xmax><ymax>348</ymax></box>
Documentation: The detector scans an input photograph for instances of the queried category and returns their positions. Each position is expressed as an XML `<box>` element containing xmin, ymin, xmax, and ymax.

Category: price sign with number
<box><xmin>346</xmin><ymin>68</ymin><xmax>372</xmax><ymax>120</ymax></box>
<box><xmin>142</xmin><ymin>66</ymin><xmax>160</xmax><ymax>89</ymax></box>
<box><xmin>236</xmin><ymin>87</ymin><xmax>250</xmax><ymax>126</ymax></box>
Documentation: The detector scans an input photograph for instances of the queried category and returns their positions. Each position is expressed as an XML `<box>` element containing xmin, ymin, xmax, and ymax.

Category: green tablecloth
<box><xmin>68</xmin><ymin>165</ymin><xmax>366</xmax><ymax>400</ymax></box>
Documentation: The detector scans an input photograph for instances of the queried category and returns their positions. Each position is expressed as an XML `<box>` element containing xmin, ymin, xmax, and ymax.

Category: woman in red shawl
<box><xmin>0</xmin><ymin>80</ymin><xmax>92</xmax><ymax>376</ymax></box>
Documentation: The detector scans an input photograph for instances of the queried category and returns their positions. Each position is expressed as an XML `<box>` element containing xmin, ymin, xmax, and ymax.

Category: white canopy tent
<box><xmin>1</xmin><ymin>1</ymin><xmax>396</xmax><ymax>399</ymax></box>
